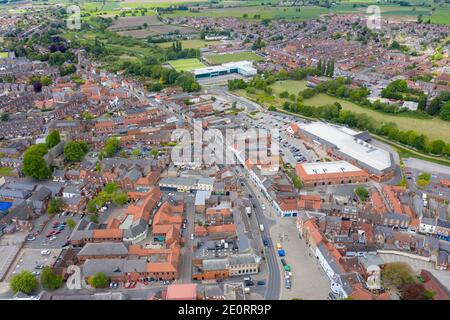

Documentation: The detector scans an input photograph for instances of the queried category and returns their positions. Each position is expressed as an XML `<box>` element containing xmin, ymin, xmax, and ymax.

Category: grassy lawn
<box><xmin>304</xmin><ymin>94</ymin><xmax>450</xmax><ymax>142</ymax></box>
<box><xmin>0</xmin><ymin>52</ymin><xmax>8</xmax><ymax>58</ymax></box>
<box><xmin>0</xmin><ymin>167</ymin><xmax>14</xmax><ymax>177</ymax></box>
<box><xmin>158</xmin><ymin>39</ymin><xmax>222</xmax><ymax>49</ymax></box>
<box><xmin>168</xmin><ymin>58</ymin><xmax>206</xmax><ymax>71</ymax></box>
<box><xmin>206</xmin><ymin>52</ymin><xmax>263</xmax><ymax>64</ymax></box>
<box><xmin>270</xmin><ymin>80</ymin><xmax>308</xmax><ymax>96</ymax></box>
<box><xmin>233</xmin><ymin>87</ymin><xmax>450</xmax><ymax>142</ymax></box>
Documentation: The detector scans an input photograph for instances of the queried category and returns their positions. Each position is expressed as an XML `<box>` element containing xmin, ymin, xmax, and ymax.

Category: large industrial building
<box><xmin>296</xmin><ymin>160</ymin><xmax>370</xmax><ymax>187</ymax></box>
<box><xmin>191</xmin><ymin>60</ymin><xmax>257</xmax><ymax>79</ymax></box>
<box><xmin>298</xmin><ymin>122</ymin><xmax>395</xmax><ymax>181</ymax></box>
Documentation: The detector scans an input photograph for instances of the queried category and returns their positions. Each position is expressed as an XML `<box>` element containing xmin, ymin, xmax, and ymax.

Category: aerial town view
<box><xmin>0</xmin><ymin>0</ymin><xmax>449</xmax><ymax>306</ymax></box>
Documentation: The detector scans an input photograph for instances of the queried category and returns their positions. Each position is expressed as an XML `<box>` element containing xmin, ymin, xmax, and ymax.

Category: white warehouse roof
<box><xmin>300</xmin><ymin>122</ymin><xmax>392</xmax><ymax>173</ymax></box>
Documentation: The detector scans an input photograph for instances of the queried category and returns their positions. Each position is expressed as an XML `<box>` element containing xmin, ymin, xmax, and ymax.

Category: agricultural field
<box><xmin>168</xmin><ymin>58</ymin><xmax>206</xmax><ymax>71</ymax></box>
<box><xmin>157</xmin><ymin>39</ymin><xmax>222</xmax><ymax>49</ymax></box>
<box><xmin>163</xmin><ymin>6</ymin><xmax>328</xmax><ymax>20</ymax></box>
<box><xmin>108</xmin><ymin>15</ymin><xmax>196</xmax><ymax>37</ymax></box>
<box><xmin>205</xmin><ymin>52</ymin><xmax>263</xmax><ymax>64</ymax></box>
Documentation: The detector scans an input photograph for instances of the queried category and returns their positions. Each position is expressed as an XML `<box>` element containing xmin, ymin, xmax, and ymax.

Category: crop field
<box><xmin>168</xmin><ymin>58</ymin><xmax>206</xmax><ymax>71</ymax></box>
<box><xmin>163</xmin><ymin>6</ymin><xmax>328</xmax><ymax>20</ymax></box>
<box><xmin>304</xmin><ymin>94</ymin><xmax>450</xmax><ymax>142</ymax></box>
<box><xmin>205</xmin><ymin>52</ymin><xmax>263</xmax><ymax>64</ymax></box>
<box><xmin>157</xmin><ymin>39</ymin><xmax>222</xmax><ymax>49</ymax></box>
<box><xmin>108</xmin><ymin>15</ymin><xmax>196</xmax><ymax>37</ymax></box>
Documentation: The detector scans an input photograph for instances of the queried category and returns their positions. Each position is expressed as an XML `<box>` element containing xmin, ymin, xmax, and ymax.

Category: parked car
<box><xmin>257</xmin><ymin>280</ymin><xmax>266</xmax><ymax>286</ymax></box>
<box><xmin>281</xmin><ymin>258</ymin><xmax>287</xmax><ymax>266</ymax></box>
<box><xmin>40</xmin><ymin>250</ymin><xmax>51</xmax><ymax>255</ymax></box>
<box><xmin>32</xmin><ymin>271</ymin><xmax>40</xmax><ymax>276</ymax></box>
<box><xmin>263</xmin><ymin>239</ymin><xmax>269</xmax><ymax>246</ymax></box>
<box><xmin>35</xmin><ymin>264</ymin><xmax>44</xmax><ymax>270</ymax></box>
<box><xmin>26</xmin><ymin>235</ymin><xmax>36</xmax><ymax>241</ymax></box>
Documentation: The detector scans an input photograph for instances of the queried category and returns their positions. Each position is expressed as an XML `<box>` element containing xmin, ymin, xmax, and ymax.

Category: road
<box><xmin>208</xmin><ymin>86</ymin><xmax>261</xmax><ymax>113</ymax></box>
<box><xmin>235</xmin><ymin>165</ymin><xmax>281</xmax><ymax>300</ymax></box>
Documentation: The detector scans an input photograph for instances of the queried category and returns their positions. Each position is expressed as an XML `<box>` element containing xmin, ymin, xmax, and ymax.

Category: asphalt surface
<box><xmin>236</xmin><ymin>165</ymin><xmax>281</xmax><ymax>300</ymax></box>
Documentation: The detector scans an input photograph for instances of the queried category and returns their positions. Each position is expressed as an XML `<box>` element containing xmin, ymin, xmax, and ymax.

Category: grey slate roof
<box><xmin>78</xmin><ymin>242</ymin><xmax>128</xmax><ymax>257</ymax></box>
<box><xmin>29</xmin><ymin>186</ymin><xmax>52</xmax><ymax>201</ymax></box>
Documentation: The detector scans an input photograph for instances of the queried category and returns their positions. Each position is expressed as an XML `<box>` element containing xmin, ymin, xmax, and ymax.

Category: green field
<box><xmin>305</xmin><ymin>94</ymin><xmax>450</xmax><ymax>142</ymax></box>
<box><xmin>0</xmin><ymin>167</ymin><xmax>14</xmax><ymax>177</ymax></box>
<box><xmin>234</xmin><ymin>83</ymin><xmax>450</xmax><ymax>142</ymax></box>
<box><xmin>168</xmin><ymin>58</ymin><xmax>206</xmax><ymax>71</ymax></box>
<box><xmin>164</xmin><ymin>6</ymin><xmax>328</xmax><ymax>20</ymax></box>
<box><xmin>158</xmin><ymin>39</ymin><xmax>222</xmax><ymax>49</ymax></box>
<box><xmin>270</xmin><ymin>80</ymin><xmax>308</xmax><ymax>96</ymax></box>
<box><xmin>0</xmin><ymin>52</ymin><xmax>8</xmax><ymax>58</ymax></box>
<box><xmin>206</xmin><ymin>52</ymin><xmax>263</xmax><ymax>64</ymax></box>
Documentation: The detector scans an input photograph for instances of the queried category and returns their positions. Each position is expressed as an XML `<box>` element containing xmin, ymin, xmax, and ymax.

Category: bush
<box><xmin>40</xmin><ymin>266</ymin><xmax>63</xmax><ymax>291</ymax></box>
<box><xmin>88</xmin><ymin>272</ymin><xmax>109</xmax><ymax>288</ymax></box>
<box><xmin>10</xmin><ymin>271</ymin><xmax>38</xmax><ymax>294</ymax></box>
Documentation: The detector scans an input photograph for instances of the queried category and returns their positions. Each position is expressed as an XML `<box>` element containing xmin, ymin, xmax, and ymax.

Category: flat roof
<box><xmin>300</xmin><ymin>122</ymin><xmax>392</xmax><ymax>172</ymax></box>
<box><xmin>300</xmin><ymin>160</ymin><xmax>363</xmax><ymax>175</ymax></box>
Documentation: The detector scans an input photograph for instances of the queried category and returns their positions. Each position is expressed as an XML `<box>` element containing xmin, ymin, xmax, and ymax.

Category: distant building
<box><xmin>191</xmin><ymin>61</ymin><xmax>257</xmax><ymax>79</ymax></box>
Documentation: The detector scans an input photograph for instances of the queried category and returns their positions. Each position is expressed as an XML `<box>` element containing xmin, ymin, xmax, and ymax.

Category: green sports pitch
<box><xmin>168</xmin><ymin>58</ymin><xmax>206</xmax><ymax>72</ymax></box>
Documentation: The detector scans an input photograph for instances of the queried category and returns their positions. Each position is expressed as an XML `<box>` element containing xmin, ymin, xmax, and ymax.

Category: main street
<box><xmin>235</xmin><ymin>165</ymin><xmax>281</xmax><ymax>300</ymax></box>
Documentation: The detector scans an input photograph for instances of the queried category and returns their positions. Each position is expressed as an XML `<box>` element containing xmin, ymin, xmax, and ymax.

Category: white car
<box><xmin>40</xmin><ymin>250</ymin><xmax>51</xmax><ymax>255</ymax></box>
<box><xmin>190</xmin><ymin>233</ymin><xmax>194</xmax><ymax>240</ymax></box>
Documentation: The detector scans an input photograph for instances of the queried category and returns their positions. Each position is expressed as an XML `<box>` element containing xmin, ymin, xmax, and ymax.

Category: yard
<box><xmin>168</xmin><ymin>58</ymin><xmax>206</xmax><ymax>71</ymax></box>
<box><xmin>205</xmin><ymin>52</ymin><xmax>263</xmax><ymax>64</ymax></box>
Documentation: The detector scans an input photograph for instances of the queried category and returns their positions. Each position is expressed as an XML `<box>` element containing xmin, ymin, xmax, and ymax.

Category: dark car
<box><xmin>263</xmin><ymin>239</ymin><xmax>269</xmax><ymax>246</ymax></box>
<box><xmin>281</xmin><ymin>258</ymin><xmax>287</xmax><ymax>266</ymax></box>
<box><xmin>257</xmin><ymin>280</ymin><xmax>266</xmax><ymax>286</ymax></box>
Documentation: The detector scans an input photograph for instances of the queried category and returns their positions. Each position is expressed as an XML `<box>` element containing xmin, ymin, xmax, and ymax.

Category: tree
<box><xmin>22</xmin><ymin>148</ymin><xmax>52</xmax><ymax>180</ymax></box>
<box><xmin>355</xmin><ymin>187</ymin><xmax>369</xmax><ymax>202</ymax></box>
<box><xmin>88</xmin><ymin>272</ymin><xmax>108</xmax><ymax>288</ymax></box>
<box><xmin>104</xmin><ymin>137</ymin><xmax>120</xmax><ymax>157</ymax></box>
<box><xmin>10</xmin><ymin>271</ymin><xmax>38</xmax><ymax>294</ymax></box>
<box><xmin>112</xmin><ymin>191</ymin><xmax>128</xmax><ymax>206</ymax></box>
<box><xmin>40</xmin><ymin>266</ymin><xmax>63</xmax><ymax>291</ymax></box>
<box><xmin>48</xmin><ymin>198</ymin><xmax>64</xmax><ymax>214</ymax></box>
<box><xmin>150</xmin><ymin>149</ymin><xmax>159</xmax><ymax>157</ymax></box>
<box><xmin>105</xmin><ymin>182</ymin><xmax>119</xmax><ymax>194</ymax></box>
<box><xmin>64</xmin><ymin>141</ymin><xmax>89</xmax><ymax>162</ymax></box>
<box><xmin>90</xmin><ymin>214</ymin><xmax>99</xmax><ymax>223</ymax></box>
<box><xmin>46</xmin><ymin>130</ymin><xmax>60</xmax><ymax>149</ymax></box>
<box><xmin>131</xmin><ymin>149</ymin><xmax>141</xmax><ymax>157</ymax></box>
<box><xmin>1</xmin><ymin>112</ymin><xmax>10</xmax><ymax>121</ymax></box>
<box><xmin>428</xmin><ymin>139</ymin><xmax>446</xmax><ymax>155</ymax></box>
<box><xmin>66</xmin><ymin>217</ymin><xmax>76</xmax><ymax>230</ymax></box>
<box><xmin>382</xmin><ymin>262</ymin><xmax>416</xmax><ymax>290</ymax></box>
